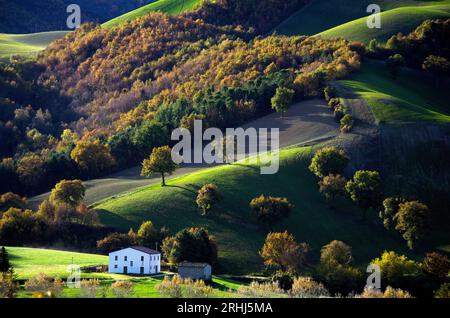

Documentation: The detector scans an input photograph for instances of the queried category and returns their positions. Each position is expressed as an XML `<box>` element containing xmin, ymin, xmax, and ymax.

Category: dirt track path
<box><xmin>28</xmin><ymin>98</ymin><xmax>338</xmax><ymax>209</ymax></box>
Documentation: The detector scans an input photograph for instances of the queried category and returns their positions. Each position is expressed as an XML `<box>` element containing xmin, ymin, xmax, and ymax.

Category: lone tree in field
<box><xmin>260</xmin><ymin>231</ymin><xmax>309</xmax><ymax>272</ymax></box>
<box><xmin>49</xmin><ymin>179</ymin><xmax>86</xmax><ymax>207</ymax></box>
<box><xmin>386</xmin><ymin>54</ymin><xmax>405</xmax><ymax>79</ymax></box>
<box><xmin>196</xmin><ymin>184</ymin><xmax>222</xmax><ymax>216</ymax></box>
<box><xmin>422</xmin><ymin>55</ymin><xmax>450</xmax><ymax>87</ymax></box>
<box><xmin>0</xmin><ymin>246</ymin><xmax>11</xmax><ymax>273</ymax></box>
<box><xmin>319</xmin><ymin>174</ymin><xmax>347</xmax><ymax>205</ymax></box>
<box><xmin>250</xmin><ymin>195</ymin><xmax>293</xmax><ymax>231</ymax></box>
<box><xmin>141</xmin><ymin>146</ymin><xmax>178</xmax><ymax>186</ymax></box>
<box><xmin>309</xmin><ymin>147</ymin><xmax>349</xmax><ymax>178</ymax></box>
<box><xmin>345</xmin><ymin>170</ymin><xmax>382</xmax><ymax>220</ymax></box>
<box><xmin>394</xmin><ymin>200</ymin><xmax>430</xmax><ymax>250</ymax></box>
<box><xmin>271</xmin><ymin>86</ymin><xmax>295</xmax><ymax>118</ymax></box>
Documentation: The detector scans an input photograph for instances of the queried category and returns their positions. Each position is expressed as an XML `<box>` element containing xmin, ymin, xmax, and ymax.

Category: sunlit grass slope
<box><xmin>276</xmin><ymin>0</ymin><xmax>449</xmax><ymax>37</ymax></box>
<box><xmin>339</xmin><ymin>60</ymin><xmax>450</xmax><ymax>123</ymax></box>
<box><xmin>6</xmin><ymin>246</ymin><xmax>107</xmax><ymax>279</ymax></box>
<box><xmin>102</xmin><ymin>0</ymin><xmax>201</xmax><ymax>27</ymax></box>
<box><xmin>0</xmin><ymin>31</ymin><xmax>68</xmax><ymax>60</ymax></box>
<box><xmin>317</xmin><ymin>2</ymin><xmax>450</xmax><ymax>43</ymax></box>
<box><xmin>95</xmin><ymin>146</ymin><xmax>412</xmax><ymax>275</ymax></box>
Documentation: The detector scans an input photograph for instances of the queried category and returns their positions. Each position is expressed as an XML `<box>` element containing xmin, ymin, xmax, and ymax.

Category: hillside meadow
<box><xmin>103</xmin><ymin>0</ymin><xmax>201</xmax><ymax>27</ymax></box>
<box><xmin>94</xmin><ymin>146</ymin><xmax>413</xmax><ymax>275</ymax></box>
<box><xmin>276</xmin><ymin>0</ymin><xmax>450</xmax><ymax>37</ymax></box>
<box><xmin>0</xmin><ymin>31</ymin><xmax>68</xmax><ymax>60</ymax></box>
<box><xmin>338</xmin><ymin>60</ymin><xmax>450</xmax><ymax>124</ymax></box>
<box><xmin>316</xmin><ymin>2</ymin><xmax>450</xmax><ymax>43</ymax></box>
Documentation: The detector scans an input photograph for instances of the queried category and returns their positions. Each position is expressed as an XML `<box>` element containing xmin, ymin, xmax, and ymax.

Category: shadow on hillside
<box><xmin>95</xmin><ymin>209</ymin><xmax>133</xmax><ymax>230</ymax></box>
<box><xmin>165</xmin><ymin>184</ymin><xmax>197</xmax><ymax>194</ymax></box>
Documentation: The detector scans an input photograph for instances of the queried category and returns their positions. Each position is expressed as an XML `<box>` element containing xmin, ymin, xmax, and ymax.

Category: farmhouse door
<box><xmin>140</xmin><ymin>267</ymin><xmax>144</xmax><ymax>274</ymax></box>
<box><xmin>123</xmin><ymin>266</ymin><xmax>128</xmax><ymax>274</ymax></box>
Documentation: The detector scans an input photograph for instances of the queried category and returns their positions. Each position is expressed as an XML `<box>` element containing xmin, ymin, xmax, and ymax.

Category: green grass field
<box><xmin>0</xmin><ymin>31</ymin><xmax>68</xmax><ymax>60</ymax></box>
<box><xmin>339</xmin><ymin>60</ymin><xmax>450</xmax><ymax>124</ymax></box>
<box><xmin>276</xmin><ymin>0</ymin><xmax>449</xmax><ymax>37</ymax></box>
<box><xmin>102</xmin><ymin>0</ymin><xmax>201</xmax><ymax>27</ymax></box>
<box><xmin>94</xmin><ymin>146</ymin><xmax>413</xmax><ymax>275</ymax></box>
<box><xmin>317</xmin><ymin>2</ymin><xmax>450</xmax><ymax>43</ymax></box>
<box><xmin>6</xmin><ymin>247</ymin><xmax>110</xmax><ymax>280</ymax></box>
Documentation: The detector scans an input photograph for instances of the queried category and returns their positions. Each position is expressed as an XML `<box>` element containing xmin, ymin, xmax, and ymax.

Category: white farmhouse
<box><xmin>108</xmin><ymin>246</ymin><xmax>161</xmax><ymax>275</ymax></box>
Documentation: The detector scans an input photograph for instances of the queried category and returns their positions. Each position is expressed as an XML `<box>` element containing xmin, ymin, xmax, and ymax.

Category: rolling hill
<box><xmin>338</xmin><ymin>60</ymin><xmax>450</xmax><ymax>123</ymax></box>
<box><xmin>0</xmin><ymin>0</ymin><xmax>201</xmax><ymax>60</ymax></box>
<box><xmin>317</xmin><ymin>2</ymin><xmax>450</xmax><ymax>43</ymax></box>
<box><xmin>0</xmin><ymin>0</ymin><xmax>158</xmax><ymax>34</ymax></box>
<box><xmin>275</xmin><ymin>0</ymin><xmax>449</xmax><ymax>37</ymax></box>
<box><xmin>0</xmin><ymin>31</ymin><xmax>68</xmax><ymax>60</ymax></box>
<box><xmin>102</xmin><ymin>0</ymin><xmax>201</xmax><ymax>27</ymax></box>
<box><xmin>93</xmin><ymin>146</ymin><xmax>414</xmax><ymax>275</ymax></box>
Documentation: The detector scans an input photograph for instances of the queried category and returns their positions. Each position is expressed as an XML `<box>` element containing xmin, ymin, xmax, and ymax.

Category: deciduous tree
<box><xmin>250</xmin><ymin>195</ymin><xmax>293</xmax><ymax>231</ymax></box>
<box><xmin>309</xmin><ymin>147</ymin><xmax>349</xmax><ymax>178</ymax></box>
<box><xmin>318</xmin><ymin>174</ymin><xmax>347</xmax><ymax>204</ymax></box>
<box><xmin>394</xmin><ymin>200</ymin><xmax>430</xmax><ymax>249</ymax></box>
<box><xmin>271</xmin><ymin>87</ymin><xmax>294</xmax><ymax>118</ymax></box>
<box><xmin>422</xmin><ymin>252</ymin><xmax>450</xmax><ymax>279</ymax></box>
<box><xmin>345</xmin><ymin>170</ymin><xmax>382</xmax><ymax>219</ymax></box>
<box><xmin>49</xmin><ymin>179</ymin><xmax>85</xmax><ymax>208</ymax></box>
<box><xmin>141</xmin><ymin>146</ymin><xmax>177</xmax><ymax>186</ymax></box>
<box><xmin>196</xmin><ymin>184</ymin><xmax>222</xmax><ymax>216</ymax></box>
<box><xmin>260</xmin><ymin>231</ymin><xmax>309</xmax><ymax>272</ymax></box>
<box><xmin>71</xmin><ymin>138</ymin><xmax>115</xmax><ymax>178</ymax></box>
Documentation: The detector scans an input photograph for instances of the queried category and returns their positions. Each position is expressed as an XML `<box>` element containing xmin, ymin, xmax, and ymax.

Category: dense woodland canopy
<box><xmin>0</xmin><ymin>0</ymin><xmax>360</xmax><ymax>196</ymax></box>
<box><xmin>0</xmin><ymin>1</ymin><xmax>448</xmax><ymax>198</ymax></box>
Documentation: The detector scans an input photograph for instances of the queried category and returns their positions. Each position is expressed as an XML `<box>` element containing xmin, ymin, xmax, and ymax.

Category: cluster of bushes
<box><xmin>0</xmin><ymin>180</ymin><xmax>109</xmax><ymax>248</ymax></box>
<box><xmin>258</xmin><ymin>228</ymin><xmax>450</xmax><ymax>297</ymax></box>
<box><xmin>309</xmin><ymin>146</ymin><xmax>432</xmax><ymax>250</ymax></box>
<box><xmin>9</xmin><ymin>273</ymin><xmax>133</xmax><ymax>298</ymax></box>
<box><xmin>324</xmin><ymin>86</ymin><xmax>354</xmax><ymax>133</ymax></box>
<box><xmin>156</xmin><ymin>275</ymin><xmax>215</xmax><ymax>298</ymax></box>
<box><xmin>161</xmin><ymin>227</ymin><xmax>218</xmax><ymax>266</ymax></box>
<box><xmin>97</xmin><ymin>220</ymin><xmax>169</xmax><ymax>254</ymax></box>
<box><xmin>367</xmin><ymin>19</ymin><xmax>450</xmax><ymax>85</ymax></box>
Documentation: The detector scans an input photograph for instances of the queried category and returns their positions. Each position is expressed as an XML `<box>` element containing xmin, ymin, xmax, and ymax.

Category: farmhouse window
<box><xmin>130</xmin><ymin>261</ymin><xmax>134</xmax><ymax>266</ymax></box>
<box><xmin>115</xmin><ymin>256</ymin><xmax>118</xmax><ymax>261</ymax></box>
<box><xmin>124</xmin><ymin>256</ymin><xmax>127</xmax><ymax>261</ymax></box>
<box><xmin>141</xmin><ymin>256</ymin><xmax>144</xmax><ymax>261</ymax></box>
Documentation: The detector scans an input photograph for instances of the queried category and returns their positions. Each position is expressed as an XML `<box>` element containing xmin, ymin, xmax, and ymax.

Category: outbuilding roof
<box><xmin>178</xmin><ymin>262</ymin><xmax>211</xmax><ymax>268</ymax></box>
